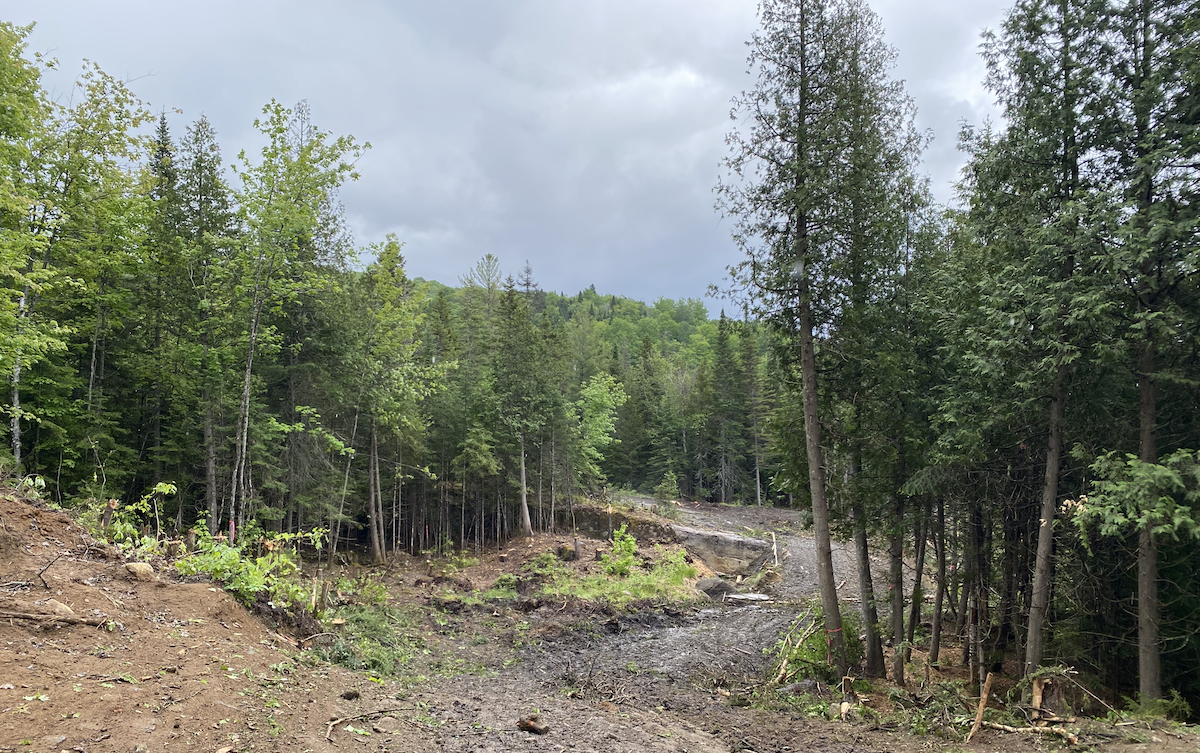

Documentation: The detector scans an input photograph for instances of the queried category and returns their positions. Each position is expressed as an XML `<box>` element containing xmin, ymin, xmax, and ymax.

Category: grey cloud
<box><xmin>9</xmin><ymin>0</ymin><xmax>1008</xmax><ymax>306</ymax></box>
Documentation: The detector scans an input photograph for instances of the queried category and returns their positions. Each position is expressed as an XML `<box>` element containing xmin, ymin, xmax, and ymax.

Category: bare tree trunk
<box><xmin>971</xmin><ymin>583</ymin><xmax>983</xmax><ymax>692</ymax></box>
<box><xmin>87</xmin><ymin>308</ymin><xmax>102</xmax><ymax>413</ymax></box>
<box><xmin>850</xmin><ymin>445</ymin><xmax>883</xmax><ymax>677</ymax></box>
<box><xmin>905</xmin><ymin>501</ymin><xmax>928</xmax><ymax>663</ymax></box>
<box><xmin>797</xmin><ymin>263</ymin><xmax>846</xmax><ymax>675</ymax></box>
<box><xmin>228</xmin><ymin>299</ymin><xmax>263</xmax><ymax>545</ymax></box>
<box><xmin>930</xmin><ymin>497</ymin><xmax>947</xmax><ymax>665</ymax></box>
<box><xmin>518</xmin><ymin>432</ymin><xmax>533</xmax><ymax>537</ymax></box>
<box><xmin>367</xmin><ymin>422</ymin><xmax>383</xmax><ymax>564</ymax></box>
<box><xmin>1025</xmin><ymin>363</ymin><xmax>1066</xmax><ymax>676</ymax></box>
<box><xmin>854</xmin><ymin>501</ymin><xmax>885</xmax><ymax>677</ymax></box>
<box><xmin>1137</xmin><ymin>336</ymin><xmax>1161</xmax><ymax>700</ymax></box>
<box><xmin>373</xmin><ymin>423</ymin><xmax>387</xmax><ymax>557</ymax></box>
<box><xmin>889</xmin><ymin>490</ymin><xmax>906</xmax><ymax>685</ymax></box>
<box><xmin>754</xmin><ymin>417</ymin><xmax>762</xmax><ymax>507</ymax></box>
<box><xmin>394</xmin><ymin>444</ymin><xmax>402</xmax><ymax>555</ymax></box>
<box><xmin>10</xmin><ymin>358</ymin><xmax>21</xmax><ymax>471</ymax></box>
<box><xmin>550</xmin><ymin>428</ymin><xmax>556</xmax><ymax>533</ymax></box>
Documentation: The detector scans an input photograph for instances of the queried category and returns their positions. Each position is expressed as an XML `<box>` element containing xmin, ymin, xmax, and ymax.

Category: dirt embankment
<box><xmin>0</xmin><ymin>492</ymin><xmax>370</xmax><ymax>751</ymax></box>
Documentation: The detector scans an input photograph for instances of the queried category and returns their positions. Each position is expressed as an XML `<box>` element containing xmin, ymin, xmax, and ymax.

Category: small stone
<box><xmin>134</xmin><ymin>745</ymin><xmax>148</xmax><ymax>753</ymax></box>
<box><xmin>372</xmin><ymin>716</ymin><xmax>400</xmax><ymax>733</ymax></box>
<box><xmin>45</xmin><ymin>599</ymin><xmax>76</xmax><ymax>618</ymax></box>
<box><xmin>100</xmin><ymin>693</ymin><xmax>118</xmax><ymax>702</ymax></box>
<box><xmin>41</xmin><ymin>736</ymin><xmax>66</xmax><ymax>748</ymax></box>
<box><xmin>124</xmin><ymin>562</ymin><xmax>155</xmax><ymax>581</ymax></box>
<box><xmin>517</xmin><ymin>714</ymin><xmax>549</xmax><ymax>734</ymax></box>
<box><xmin>696</xmin><ymin>577</ymin><xmax>736</xmax><ymax>597</ymax></box>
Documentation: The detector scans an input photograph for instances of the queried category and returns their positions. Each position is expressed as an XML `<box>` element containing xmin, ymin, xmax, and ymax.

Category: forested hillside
<box><xmin>3</xmin><ymin>0</ymin><xmax>1200</xmax><ymax>717</ymax></box>
<box><xmin>0</xmin><ymin>20</ymin><xmax>773</xmax><ymax>558</ymax></box>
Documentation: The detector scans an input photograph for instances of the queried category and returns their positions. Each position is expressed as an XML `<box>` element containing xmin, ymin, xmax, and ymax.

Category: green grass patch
<box><xmin>526</xmin><ymin>530</ymin><xmax>698</xmax><ymax>607</ymax></box>
<box><xmin>313</xmin><ymin>604</ymin><xmax>427</xmax><ymax>676</ymax></box>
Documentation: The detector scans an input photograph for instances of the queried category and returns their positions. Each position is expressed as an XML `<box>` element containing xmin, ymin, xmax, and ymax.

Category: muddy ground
<box><xmin>1</xmin><ymin>490</ymin><xmax>1192</xmax><ymax>753</ymax></box>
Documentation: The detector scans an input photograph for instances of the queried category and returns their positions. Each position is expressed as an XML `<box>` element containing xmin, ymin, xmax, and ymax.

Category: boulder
<box><xmin>670</xmin><ymin>525</ymin><xmax>772</xmax><ymax>575</ymax></box>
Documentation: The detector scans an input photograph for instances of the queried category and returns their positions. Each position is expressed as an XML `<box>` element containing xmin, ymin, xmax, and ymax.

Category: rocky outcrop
<box><xmin>669</xmin><ymin>525</ymin><xmax>772</xmax><ymax>575</ymax></box>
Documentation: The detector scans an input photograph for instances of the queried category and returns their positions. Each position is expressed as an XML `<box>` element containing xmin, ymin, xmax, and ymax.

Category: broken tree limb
<box><xmin>36</xmin><ymin>552</ymin><xmax>67</xmax><ymax>589</ymax></box>
<box><xmin>982</xmin><ymin>721</ymin><xmax>1078</xmax><ymax>745</ymax></box>
<box><xmin>0</xmin><ymin>610</ymin><xmax>110</xmax><ymax>626</ymax></box>
<box><xmin>966</xmin><ymin>671</ymin><xmax>994</xmax><ymax>743</ymax></box>
<box><xmin>325</xmin><ymin>707</ymin><xmax>415</xmax><ymax>740</ymax></box>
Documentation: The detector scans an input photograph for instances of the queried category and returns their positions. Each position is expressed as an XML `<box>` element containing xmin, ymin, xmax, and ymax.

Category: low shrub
<box><xmin>770</xmin><ymin>601</ymin><xmax>864</xmax><ymax>684</ymax></box>
<box><xmin>600</xmin><ymin>524</ymin><xmax>637</xmax><ymax>577</ymax></box>
<box><xmin>175</xmin><ymin>522</ymin><xmax>325</xmax><ymax>610</ymax></box>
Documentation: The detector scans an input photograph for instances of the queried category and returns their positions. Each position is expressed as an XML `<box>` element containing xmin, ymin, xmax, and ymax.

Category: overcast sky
<box><xmin>9</xmin><ymin>1</ymin><xmax>1010</xmax><ymax>307</ymax></box>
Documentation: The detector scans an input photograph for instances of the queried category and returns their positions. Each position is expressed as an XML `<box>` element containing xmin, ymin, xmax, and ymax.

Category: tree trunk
<box><xmin>930</xmin><ymin>497</ymin><xmax>947</xmax><ymax>665</ymax></box>
<box><xmin>849</xmin><ymin>443</ymin><xmax>883</xmax><ymax>676</ymax></box>
<box><xmin>10</xmin><ymin>358</ymin><xmax>21</xmax><ymax>471</ymax></box>
<box><xmin>853</xmin><ymin>500</ymin><xmax>885</xmax><ymax>677</ymax></box>
<box><xmin>905</xmin><ymin>502</ymin><xmax>928</xmax><ymax>663</ymax></box>
<box><xmin>367</xmin><ymin>422</ymin><xmax>383</xmax><ymax>564</ymax></box>
<box><xmin>797</xmin><ymin>267</ymin><xmax>846</xmax><ymax>675</ymax></box>
<box><xmin>1137</xmin><ymin>336</ymin><xmax>1161</xmax><ymax>700</ymax></box>
<box><xmin>228</xmin><ymin>302</ymin><xmax>262</xmax><ymax>545</ymax></box>
<box><xmin>889</xmin><ymin>491</ymin><xmax>906</xmax><ymax>685</ymax></box>
<box><xmin>373</xmin><ymin>423</ymin><xmax>387</xmax><ymax>557</ymax></box>
<box><xmin>550</xmin><ymin>428</ymin><xmax>557</xmax><ymax>533</ymax></box>
<box><xmin>518</xmin><ymin>432</ymin><xmax>533</xmax><ymax>537</ymax></box>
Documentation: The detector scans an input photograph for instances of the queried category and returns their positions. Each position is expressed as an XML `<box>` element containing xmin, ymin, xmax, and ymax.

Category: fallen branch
<box><xmin>37</xmin><ymin>553</ymin><xmax>67</xmax><ymax>589</ymax></box>
<box><xmin>267</xmin><ymin>631</ymin><xmax>298</xmax><ymax>647</ymax></box>
<box><xmin>982</xmin><ymin>720</ymin><xmax>1078</xmax><ymax>745</ymax></box>
<box><xmin>966</xmin><ymin>672</ymin><xmax>994</xmax><ymax>743</ymax></box>
<box><xmin>300</xmin><ymin>631</ymin><xmax>336</xmax><ymax>647</ymax></box>
<box><xmin>159</xmin><ymin>689</ymin><xmax>203</xmax><ymax>709</ymax></box>
<box><xmin>1061</xmin><ymin>671</ymin><xmax>1122</xmax><ymax>719</ymax></box>
<box><xmin>325</xmin><ymin>707</ymin><xmax>415</xmax><ymax>740</ymax></box>
<box><xmin>0</xmin><ymin>610</ymin><xmax>110</xmax><ymax>627</ymax></box>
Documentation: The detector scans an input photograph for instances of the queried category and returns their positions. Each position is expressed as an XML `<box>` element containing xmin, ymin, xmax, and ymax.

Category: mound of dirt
<box><xmin>0</xmin><ymin>490</ymin><xmax>364</xmax><ymax>751</ymax></box>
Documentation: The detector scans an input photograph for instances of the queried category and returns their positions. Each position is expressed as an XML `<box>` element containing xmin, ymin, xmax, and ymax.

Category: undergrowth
<box><xmin>770</xmin><ymin>601</ymin><xmax>864</xmax><ymax>684</ymax></box>
<box><xmin>528</xmin><ymin>540</ymin><xmax>696</xmax><ymax>606</ymax></box>
<box><xmin>175</xmin><ymin>520</ymin><xmax>325</xmax><ymax>610</ymax></box>
<box><xmin>312</xmin><ymin>603</ymin><xmax>428</xmax><ymax>676</ymax></box>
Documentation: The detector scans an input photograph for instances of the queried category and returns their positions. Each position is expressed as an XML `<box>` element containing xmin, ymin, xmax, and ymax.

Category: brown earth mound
<box><xmin>0</xmin><ymin>491</ymin><xmax>361</xmax><ymax>751</ymax></box>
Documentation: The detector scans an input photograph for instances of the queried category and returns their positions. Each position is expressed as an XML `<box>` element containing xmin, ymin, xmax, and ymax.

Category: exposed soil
<box><xmin>1</xmin><ymin>490</ymin><xmax>1193</xmax><ymax>753</ymax></box>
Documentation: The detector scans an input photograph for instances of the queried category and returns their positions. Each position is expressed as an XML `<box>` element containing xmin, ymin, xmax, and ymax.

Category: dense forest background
<box><xmin>3</xmin><ymin>0</ymin><xmax>1199</xmax><ymax>714</ymax></box>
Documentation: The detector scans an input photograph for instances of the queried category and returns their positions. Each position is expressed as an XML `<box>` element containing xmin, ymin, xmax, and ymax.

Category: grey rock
<box><xmin>670</xmin><ymin>525</ymin><xmax>771</xmax><ymax>575</ymax></box>
<box><xmin>695</xmin><ymin>577</ymin><xmax>736</xmax><ymax>597</ymax></box>
<box><xmin>372</xmin><ymin>716</ymin><xmax>400</xmax><ymax>733</ymax></box>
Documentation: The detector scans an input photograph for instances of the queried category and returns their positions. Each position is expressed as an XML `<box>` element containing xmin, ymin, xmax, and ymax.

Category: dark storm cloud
<box><xmin>8</xmin><ymin>0</ymin><xmax>1009</xmax><ymax>307</ymax></box>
